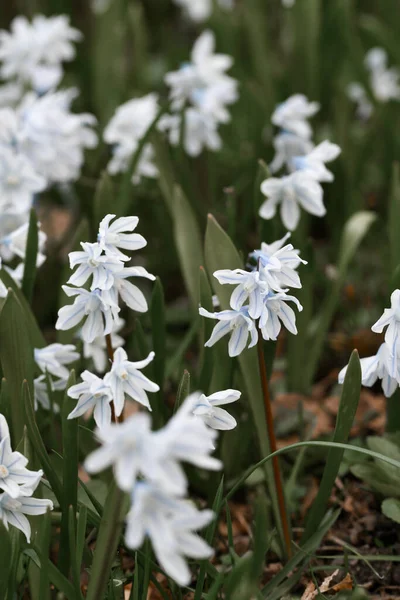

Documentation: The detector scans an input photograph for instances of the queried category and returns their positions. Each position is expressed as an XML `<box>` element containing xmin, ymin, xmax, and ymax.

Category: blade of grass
<box><xmin>22</xmin><ymin>208</ymin><xmax>39</xmax><ymax>304</ymax></box>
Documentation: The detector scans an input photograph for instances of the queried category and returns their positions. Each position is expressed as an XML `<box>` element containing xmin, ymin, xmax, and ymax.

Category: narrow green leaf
<box><xmin>76</xmin><ymin>505</ymin><xmax>88</xmax><ymax>574</ymax></box>
<box><xmin>32</xmin><ymin>544</ymin><xmax>76</xmax><ymax>599</ymax></box>
<box><xmin>94</xmin><ymin>171</ymin><xmax>114</xmax><ymax>227</ymax></box>
<box><xmin>22</xmin><ymin>381</ymin><xmax>63</xmax><ymax>504</ymax></box>
<box><xmin>59</xmin><ymin>371</ymin><xmax>78</xmax><ymax>577</ymax></box>
<box><xmin>38</xmin><ymin>510</ymin><xmax>52</xmax><ymax>600</ymax></box>
<box><xmin>174</xmin><ymin>370</ymin><xmax>190</xmax><ymax>414</ymax></box>
<box><xmin>150</xmin><ymin>277</ymin><xmax>166</xmax><ymax>415</ymax></box>
<box><xmin>22</xmin><ymin>208</ymin><xmax>39</xmax><ymax>303</ymax></box>
<box><xmin>388</xmin><ymin>162</ymin><xmax>400</xmax><ymax>275</ymax></box>
<box><xmin>68</xmin><ymin>505</ymin><xmax>83</xmax><ymax>599</ymax></box>
<box><xmin>305</xmin><ymin>211</ymin><xmax>376</xmax><ymax>388</ymax></box>
<box><xmin>198</xmin><ymin>266</ymin><xmax>214</xmax><ymax>394</ymax></box>
<box><xmin>302</xmin><ymin>350</ymin><xmax>361</xmax><ymax>542</ymax></box>
<box><xmin>0</xmin><ymin>522</ymin><xmax>12</xmax><ymax>598</ymax></box>
<box><xmin>382</xmin><ymin>498</ymin><xmax>400</xmax><ymax>524</ymax></box>
<box><xmin>0</xmin><ymin>289</ymin><xmax>35</xmax><ymax>444</ymax></box>
<box><xmin>86</xmin><ymin>483</ymin><xmax>127</xmax><ymax>600</ymax></box>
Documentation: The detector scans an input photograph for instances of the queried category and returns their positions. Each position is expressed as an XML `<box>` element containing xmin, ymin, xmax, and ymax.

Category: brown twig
<box><xmin>256</xmin><ymin>333</ymin><xmax>292</xmax><ymax>558</ymax></box>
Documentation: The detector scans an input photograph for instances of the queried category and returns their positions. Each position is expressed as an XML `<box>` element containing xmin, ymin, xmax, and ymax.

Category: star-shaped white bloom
<box><xmin>110</xmin><ymin>266</ymin><xmax>156</xmax><ymax>313</ymax></box>
<box><xmin>251</xmin><ymin>232</ymin><xmax>306</xmax><ymax>290</ymax></box>
<box><xmin>159</xmin><ymin>108</ymin><xmax>222</xmax><ymax>157</ymax></box>
<box><xmin>55</xmin><ymin>286</ymin><xmax>120</xmax><ymax>343</ymax></box>
<box><xmin>339</xmin><ymin>343</ymin><xmax>399</xmax><ymax>398</ymax></box>
<box><xmin>104</xmin><ymin>348</ymin><xmax>159</xmax><ymax>415</ymax></box>
<box><xmin>213</xmin><ymin>269</ymin><xmax>271</xmax><ymax>317</ymax></box>
<box><xmin>199</xmin><ymin>306</ymin><xmax>258</xmax><ymax>357</ymax></box>
<box><xmin>191</xmin><ymin>389</ymin><xmax>240</xmax><ymax>430</ymax></box>
<box><xmin>371</xmin><ymin>289</ymin><xmax>400</xmax><ymax>359</ymax></box>
<box><xmin>259</xmin><ymin>291</ymin><xmax>303</xmax><ymax>341</ymax></box>
<box><xmin>0</xmin><ymin>476</ymin><xmax>53</xmax><ymax>543</ymax></box>
<box><xmin>125</xmin><ymin>482</ymin><xmax>214</xmax><ymax>586</ymax></box>
<box><xmin>34</xmin><ymin>343</ymin><xmax>79</xmax><ymax>379</ymax></box>
<box><xmin>0</xmin><ymin>146</ymin><xmax>46</xmax><ymax>215</ymax></box>
<box><xmin>365</xmin><ymin>47</ymin><xmax>400</xmax><ymax>103</ymax></box>
<box><xmin>292</xmin><ymin>140</ymin><xmax>341</xmax><ymax>182</ymax></box>
<box><xmin>68</xmin><ymin>241</ymin><xmax>124</xmax><ymax>290</ymax></box>
<box><xmin>269</xmin><ymin>131</ymin><xmax>314</xmax><ymax>174</ymax></box>
<box><xmin>68</xmin><ymin>371</ymin><xmax>114</xmax><ymax>428</ymax></box>
<box><xmin>97</xmin><ymin>214</ymin><xmax>147</xmax><ymax>261</ymax></box>
<box><xmin>259</xmin><ymin>171</ymin><xmax>325</xmax><ymax>231</ymax></box>
<box><xmin>271</xmin><ymin>94</ymin><xmax>320</xmax><ymax>139</ymax></box>
<box><xmin>0</xmin><ymin>415</ymin><xmax>43</xmax><ymax>498</ymax></box>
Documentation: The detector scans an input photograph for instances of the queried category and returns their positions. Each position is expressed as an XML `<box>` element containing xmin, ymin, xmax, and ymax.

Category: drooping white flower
<box><xmin>55</xmin><ymin>286</ymin><xmax>120</xmax><ymax>343</ymax></box>
<box><xmin>251</xmin><ymin>232</ymin><xmax>306</xmax><ymax>290</ymax></box>
<box><xmin>104</xmin><ymin>94</ymin><xmax>159</xmax><ymax>184</ymax></box>
<box><xmin>110</xmin><ymin>266</ymin><xmax>156</xmax><ymax>313</ymax></box>
<box><xmin>191</xmin><ymin>389</ymin><xmax>240</xmax><ymax>430</ymax></box>
<box><xmin>259</xmin><ymin>291</ymin><xmax>303</xmax><ymax>341</ymax></box>
<box><xmin>68</xmin><ymin>242</ymin><xmax>124</xmax><ymax>290</ymax></box>
<box><xmin>271</xmin><ymin>94</ymin><xmax>320</xmax><ymax>139</ymax></box>
<box><xmin>97</xmin><ymin>214</ymin><xmax>147</xmax><ymax>260</ymax></box>
<box><xmin>0</xmin><ymin>15</ymin><xmax>82</xmax><ymax>92</ymax></box>
<box><xmin>0</xmin><ymin>146</ymin><xmax>46</xmax><ymax>215</ymax></box>
<box><xmin>33</xmin><ymin>375</ymin><xmax>65</xmax><ymax>412</ymax></box>
<box><xmin>159</xmin><ymin>109</ymin><xmax>222</xmax><ymax>157</ymax></box>
<box><xmin>82</xmin><ymin>317</ymin><xmax>125</xmax><ymax>373</ymax></box>
<box><xmin>213</xmin><ymin>269</ymin><xmax>270</xmax><ymax>317</ymax></box>
<box><xmin>339</xmin><ymin>342</ymin><xmax>399</xmax><ymax>398</ymax></box>
<box><xmin>125</xmin><ymin>482</ymin><xmax>214</xmax><ymax>586</ymax></box>
<box><xmin>292</xmin><ymin>140</ymin><xmax>341</xmax><ymax>182</ymax></box>
<box><xmin>259</xmin><ymin>171</ymin><xmax>325</xmax><ymax>231</ymax></box>
<box><xmin>371</xmin><ymin>290</ymin><xmax>400</xmax><ymax>359</ymax></box>
<box><xmin>104</xmin><ymin>348</ymin><xmax>159</xmax><ymax>415</ymax></box>
<box><xmin>34</xmin><ymin>343</ymin><xmax>79</xmax><ymax>379</ymax></box>
<box><xmin>269</xmin><ymin>131</ymin><xmax>314</xmax><ymax>174</ymax></box>
<box><xmin>199</xmin><ymin>306</ymin><xmax>258</xmax><ymax>357</ymax></box>
<box><xmin>0</xmin><ymin>417</ymin><xmax>43</xmax><ymax>498</ymax></box>
<box><xmin>68</xmin><ymin>371</ymin><xmax>114</xmax><ymax>428</ymax></box>
<box><xmin>365</xmin><ymin>47</ymin><xmax>400</xmax><ymax>103</ymax></box>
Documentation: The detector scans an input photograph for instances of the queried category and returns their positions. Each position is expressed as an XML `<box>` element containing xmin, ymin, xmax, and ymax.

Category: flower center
<box><xmin>0</xmin><ymin>464</ymin><xmax>9</xmax><ymax>478</ymax></box>
<box><xmin>88</xmin><ymin>258</ymin><xmax>99</xmax><ymax>268</ymax></box>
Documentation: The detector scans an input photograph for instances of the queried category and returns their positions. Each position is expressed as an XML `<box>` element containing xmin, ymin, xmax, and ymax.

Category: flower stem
<box><xmin>256</xmin><ymin>333</ymin><xmax>292</xmax><ymax>558</ymax></box>
<box><xmin>105</xmin><ymin>333</ymin><xmax>123</xmax><ymax>423</ymax></box>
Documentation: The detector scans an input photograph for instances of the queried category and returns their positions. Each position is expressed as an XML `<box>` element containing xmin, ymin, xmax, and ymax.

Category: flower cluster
<box><xmin>172</xmin><ymin>0</ymin><xmax>234</xmax><ymax>23</ymax></box>
<box><xmin>85</xmin><ymin>387</ymin><xmax>240</xmax><ymax>585</ymax></box>
<box><xmin>348</xmin><ymin>47</ymin><xmax>400</xmax><ymax>120</ymax></box>
<box><xmin>339</xmin><ymin>289</ymin><xmax>400</xmax><ymax>397</ymax></box>
<box><xmin>159</xmin><ymin>30</ymin><xmax>238</xmax><ymax>156</ymax></box>
<box><xmin>199</xmin><ymin>233</ymin><xmax>305</xmax><ymax>356</ymax></box>
<box><xmin>260</xmin><ymin>94</ymin><xmax>341</xmax><ymax>231</ymax></box>
<box><xmin>0</xmin><ymin>414</ymin><xmax>53</xmax><ymax>542</ymax></box>
<box><xmin>103</xmin><ymin>93</ymin><xmax>159</xmax><ymax>185</ymax></box>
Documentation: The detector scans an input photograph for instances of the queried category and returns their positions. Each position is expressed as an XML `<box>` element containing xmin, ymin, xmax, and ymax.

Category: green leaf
<box><xmin>94</xmin><ymin>171</ymin><xmax>114</xmax><ymax>227</ymax></box>
<box><xmin>382</xmin><ymin>498</ymin><xmax>400</xmax><ymax>524</ymax></box>
<box><xmin>32</xmin><ymin>544</ymin><xmax>76</xmax><ymax>599</ymax></box>
<box><xmin>38</xmin><ymin>510</ymin><xmax>52</xmax><ymax>600</ymax></box>
<box><xmin>198</xmin><ymin>266</ymin><xmax>214</xmax><ymax>394</ymax></box>
<box><xmin>22</xmin><ymin>208</ymin><xmax>39</xmax><ymax>304</ymax></box>
<box><xmin>305</xmin><ymin>211</ymin><xmax>376</xmax><ymax>388</ymax></box>
<box><xmin>76</xmin><ymin>505</ymin><xmax>88</xmax><ymax>574</ymax></box>
<box><xmin>302</xmin><ymin>350</ymin><xmax>361</xmax><ymax>542</ymax></box>
<box><xmin>59</xmin><ymin>371</ymin><xmax>78</xmax><ymax>577</ymax></box>
<box><xmin>204</xmin><ymin>214</ymin><xmax>283</xmax><ymax>552</ymax></box>
<box><xmin>150</xmin><ymin>277</ymin><xmax>166</xmax><ymax>426</ymax></box>
<box><xmin>388</xmin><ymin>163</ymin><xmax>400</xmax><ymax>275</ymax></box>
<box><xmin>0</xmin><ymin>289</ymin><xmax>35</xmax><ymax>444</ymax></box>
<box><xmin>0</xmin><ymin>522</ymin><xmax>11</xmax><ymax>598</ymax></box>
<box><xmin>174</xmin><ymin>369</ymin><xmax>190</xmax><ymax>414</ymax></box>
<box><xmin>86</xmin><ymin>483</ymin><xmax>128</xmax><ymax>600</ymax></box>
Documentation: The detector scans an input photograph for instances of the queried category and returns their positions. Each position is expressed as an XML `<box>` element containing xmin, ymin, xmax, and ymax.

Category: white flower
<box><xmin>34</xmin><ymin>343</ymin><xmax>79</xmax><ymax>379</ymax></box>
<box><xmin>269</xmin><ymin>131</ymin><xmax>314</xmax><ymax>174</ymax></box>
<box><xmin>68</xmin><ymin>242</ymin><xmax>124</xmax><ymax>290</ymax></box>
<box><xmin>0</xmin><ymin>15</ymin><xmax>81</xmax><ymax>92</ymax></box>
<box><xmin>97</xmin><ymin>214</ymin><xmax>147</xmax><ymax>260</ymax></box>
<box><xmin>259</xmin><ymin>171</ymin><xmax>325</xmax><ymax>231</ymax></box>
<box><xmin>365</xmin><ymin>47</ymin><xmax>400</xmax><ymax>103</ymax></box>
<box><xmin>251</xmin><ymin>232</ymin><xmax>306</xmax><ymax>290</ymax></box>
<box><xmin>0</xmin><ymin>82</ymin><xmax>23</xmax><ymax>108</ymax></box>
<box><xmin>191</xmin><ymin>389</ymin><xmax>240</xmax><ymax>430</ymax></box>
<box><xmin>172</xmin><ymin>0</ymin><xmax>233</xmax><ymax>22</ymax></box>
<box><xmin>338</xmin><ymin>343</ymin><xmax>399</xmax><ymax>398</ymax></box>
<box><xmin>159</xmin><ymin>109</ymin><xmax>222</xmax><ymax>157</ymax></box>
<box><xmin>0</xmin><ymin>475</ymin><xmax>53</xmax><ymax>543</ymax></box>
<box><xmin>82</xmin><ymin>317</ymin><xmax>125</xmax><ymax>373</ymax></box>
<box><xmin>0</xmin><ymin>221</ymin><xmax>47</xmax><ymax>266</ymax></box>
<box><xmin>259</xmin><ymin>291</ymin><xmax>303</xmax><ymax>341</ymax></box>
<box><xmin>271</xmin><ymin>94</ymin><xmax>320</xmax><ymax>139</ymax></box>
<box><xmin>111</xmin><ymin>266</ymin><xmax>156</xmax><ymax>313</ymax></box>
<box><xmin>104</xmin><ymin>348</ymin><xmax>159</xmax><ymax>415</ymax></box>
<box><xmin>292</xmin><ymin>140</ymin><xmax>341</xmax><ymax>182</ymax></box>
<box><xmin>33</xmin><ymin>375</ymin><xmax>64</xmax><ymax>412</ymax></box>
<box><xmin>85</xmin><ymin>394</ymin><xmax>221</xmax><ymax>495</ymax></box>
<box><xmin>68</xmin><ymin>371</ymin><xmax>114</xmax><ymax>428</ymax></box>
<box><xmin>347</xmin><ymin>82</ymin><xmax>374</xmax><ymax>120</ymax></box>
<box><xmin>213</xmin><ymin>269</ymin><xmax>270</xmax><ymax>317</ymax></box>
<box><xmin>125</xmin><ymin>482</ymin><xmax>214</xmax><ymax>586</ymax></box>
<box><xmin>0</xmin><ymin>146</ymin><xmax>46</xmax><ymax>215</ymax></box>
<box><xmin>199</xmin><ymin>306</ymin><xmax>258</xmax><ymax>357</ymax></box>
<box><xmin>371</xmin><ymin>290</ymin><xmax>400</xmax><ymax>359</ymax></box>
<box><xmin>56</xmin><ymin>286</ymin><xmax>120</xmax><ymax>343</ymax></box>
<box><xmin>0</xmin><ymin>416</ymin><xmax>43</xmax><ymax>498</ymax></box>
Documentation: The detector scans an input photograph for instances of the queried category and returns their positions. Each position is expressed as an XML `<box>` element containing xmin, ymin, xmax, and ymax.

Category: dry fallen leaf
<box><xmin>301</xmin><ymin>569</ymin><xmax>353</xmax><ymax>600</ymax></box>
